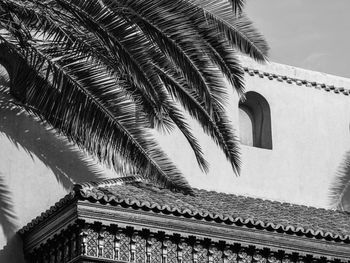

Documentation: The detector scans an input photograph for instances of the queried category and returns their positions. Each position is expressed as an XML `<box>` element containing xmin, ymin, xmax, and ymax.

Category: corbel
<box><xmin>208</xmin><ymin>243</ymin><xmax>215</xmax><ymax>263</ymax></box>
<box><xmin>113</xmin><ymin>228</ymin><xmax>122</xmax><ymax>260</ymax></box>
<box><xmin>70</xmin><ymin>229</ymin><xmax>78</xmax><ymax>258</ymax></box>
<box><xmin>267</xmin><ymin>251</ymin><xmax>278</xmax><ymax>263</ymax></box>
<box><xmin>46</xmin><ymin>236</ymin><xmax>58</xmax><ymax>263</ymax></box>
<box><xmin>97</xmin><ymin>227</ymin><xmax>105</xmax><ymax>257</ymax></box>
<box><xmin>63</xmin><ymin>235</ymin><xmax>70</xmax><ymax>261</ymax></box>
<box><xmin>238</xmin><ymin>248</ymin><xmax>249</xmax><ymax>261</ymax></box>
<box><xmin>192</xmin><ymin>239</ymin><xmax>201</xmax><ymax>263</ymax></box>
<box><xmin>130</xmin><ymin>230</ymin><xmax>138</xmax><ymax>262</ymax></box>
<box><xmin>295</xmin><ymin>255</ymin><xmax>306</xmax><ymax>263</ymax></box>
<box><xmin>177</xmin><ymin>238</ymin><xmax>185</xmax><ymax>263</ymax></box>
<box><xmin>223</xmin><ymin>244</ymin><xmax>236</xmax><ymax>263</ymax></box>
<box><xmin>253</xmin><ymin>250</ymin><xmax>265</xmax><ymax>263</ymax></box>
<box><xmin>49</xmin><ymin>244</ymin><xmax>56</xmax><ymax>263</ymax></box>
<box><xmin>79</xmin><ymin>230</ymin><xmax>88</xmax><ymax>256</ymax></box>
<box><xmin>162</xmin><ymin>236</ymin><xmax>170</xmax><ymax>263</ymax></box>
<box><xmin>76</xmin><ymin>219</ymin><xmax>87</xmax><ymax>256</ymax></box>
<box><xmin>282</xmin><ymin>254</ymin><xmax>293</xmax><ymax>263</ymax></box>
<box><xmin>146</xmin><ymin>233</ymin><xmax>154</xmax><ymax>263</ymax></box>
<box><xmin>56</xmin><ymin>235</ymin><xmax>65</xmax><ymax>262</ymax></box>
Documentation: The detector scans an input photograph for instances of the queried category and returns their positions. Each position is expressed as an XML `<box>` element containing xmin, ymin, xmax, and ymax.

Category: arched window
<box><xmin>239</xmin><ymin>91</ymin><xmax>272</xmax><ymax>149</ymax></box>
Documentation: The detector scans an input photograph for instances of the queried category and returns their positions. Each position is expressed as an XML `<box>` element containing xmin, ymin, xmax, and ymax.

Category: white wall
<box><xmin>0</xmin><ymin>80</ymin><xmax>112</xmax><ymax>261</ymax></box>
<box><xmin>1</xmin><ymin>58</ymin><xmax>350</xmax><ymax>261</ymax></box>
<box><xmin>156</xmin><ymin>57</ymin><xmax>350</xmax><ymax>209</ymax></box>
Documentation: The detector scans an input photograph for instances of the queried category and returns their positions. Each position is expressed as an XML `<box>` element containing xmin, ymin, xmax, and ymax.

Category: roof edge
<box><xmin>242</xmin><ymin>66</ymin><xmax>350</xmax><ymax>96</ymax></box>
<box><xmin>239</xmin><ymin>55</ymin><xmax>350</xmax><ymax>96</ymax></box>
<box><xmin>18</xmin><ymin>191</ymin><xmax>76</xmax><ymax>235</ymax></box>
<box><xmin>18</xmin><ymin>177</ymin><xmax>350</xmax><ymax>243</ymax></box>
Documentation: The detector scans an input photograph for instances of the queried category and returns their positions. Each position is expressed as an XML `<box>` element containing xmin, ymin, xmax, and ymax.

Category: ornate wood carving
<box><xmin>24</xmin><ymin>221</ymin><xmax>350</xmax><ymax>263</ymax></box>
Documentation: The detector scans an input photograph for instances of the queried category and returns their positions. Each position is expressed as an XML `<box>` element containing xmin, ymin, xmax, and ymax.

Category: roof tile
<box><xmin>73</xmin><ymin>180</ymin><xmax>350</xmax><ymax>241</ymax></box>
<box><xmin>19</xmin><ymin>178</ymin><xmax>350</xmax><ymax>242</ymax></box>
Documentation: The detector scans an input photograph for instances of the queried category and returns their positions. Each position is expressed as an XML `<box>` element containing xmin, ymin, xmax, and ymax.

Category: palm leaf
<box><xmin>330</xmin><ymin>151</ymin><xmax>350</xmax><ymax>211</ymax></box>
<box><xmin>191</xmin><ymin>0</ymin><xmax>268</xmax><ymax>62</ymax></box>
<box><xmin>0</xmin><ymin>24</ymin><xmax>193</xmax><ymax>192</ymax></box>
<box><xmin>0</xmin><ymin>0</ymin><xmax>269</xmax><ymax>193</ymax></box>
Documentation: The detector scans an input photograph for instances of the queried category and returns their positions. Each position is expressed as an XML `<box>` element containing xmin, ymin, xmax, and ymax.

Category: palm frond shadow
<box><xmin>0</xmin><ymin>173</ymin><xmax>17</xmax><ymax>241</ymax></box>
<box><xmin>0</xmin><ymin>76</ymin><xmax>108</xmax><ymax>248</ymax></box>
<box><xmin>329</xmin><ymin>151</ymin><xmax>350</xmax><ymax>211</ymax></box>
<box><xmin>0</xmin><ymin>233</ymin><xmax>25</xmax><ymax>263</ymax></box>
<box><xmin>0</xmin><ymin>86</ymin><xmax>107</xmax><ymax>190</ymax></box>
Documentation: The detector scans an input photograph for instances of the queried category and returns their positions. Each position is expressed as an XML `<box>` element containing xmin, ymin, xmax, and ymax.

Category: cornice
<box><xmin>18</xmin><ymin>188</ymin><xmax>350</xmax><ymax>260</ymax></box>
<box><xmin>19</xmin><ymin>191</ymin><xmax>76</xmax><ymax>235</ymax></box>
<box><xmin>18</xmin><ymin>177</ymin><xmax>141</xmax><ymax>235</ymax></box>
<box><xmin>76</xmin><ymin>201</ymin><xmax>350</xmax><ymax>260</ymax></box>
<box><xmin>242</xmin><ymin>67</ymin><xmax>350</xmax><ymax>96</ymax></box>
<box><xmin>74</xmin><ymin>180</ymin><xmax>350</xmax><ymax>244</ymax></box>
<box><xmin>18</xmin><ymin>178</ymin><xmax>350</xmax><ymax>246</ymax></box>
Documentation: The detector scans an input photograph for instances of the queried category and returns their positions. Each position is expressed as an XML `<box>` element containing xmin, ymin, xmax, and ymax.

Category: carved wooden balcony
<box><xmin>19</xmin><ymin>177</ymin><xmax>350</xmax><ymax>262</ymax></box>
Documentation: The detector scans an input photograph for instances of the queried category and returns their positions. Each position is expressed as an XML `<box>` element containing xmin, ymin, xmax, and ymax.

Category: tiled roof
<box><xmin>20</xmin><ymin>178</ymin><xmax>350</xmax><ymax>242</ymax></box>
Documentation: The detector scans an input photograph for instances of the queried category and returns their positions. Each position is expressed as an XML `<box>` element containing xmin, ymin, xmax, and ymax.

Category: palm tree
<box><xmin>0</xmin><ymin>0</ymin><xmax>268</xmax><ymax>194</ymax></box>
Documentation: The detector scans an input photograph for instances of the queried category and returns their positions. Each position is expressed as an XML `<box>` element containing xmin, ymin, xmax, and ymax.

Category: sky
<box><xmin>245</xmin><ymin>0</ymin><xmax>350</xmax><ymax>78</ymax></box>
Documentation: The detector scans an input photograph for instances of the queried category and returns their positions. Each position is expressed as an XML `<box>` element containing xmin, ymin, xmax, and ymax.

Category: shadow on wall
<box><xmin>0</xmin><ymin>234</ymin><xmax>25</xmax><ymax>263</ymax></box>
<box><xmin>329</xmin><ymin>151</ymin><xmax>350</xmax><ymax>212</ymax></box>
<box><xmin>0</xmin><ymin>88</ymin><xmax>106</xmax><ymax>189</ymax></box>
<box><xmin>0</xmin><ymin>174</ymin><xmax>17</xmax><ymax>243</ymax></box>
<box><xmin>0</xmin><ymin>72</ymin><xmax>107</xmax><ymax>261</ymax></box>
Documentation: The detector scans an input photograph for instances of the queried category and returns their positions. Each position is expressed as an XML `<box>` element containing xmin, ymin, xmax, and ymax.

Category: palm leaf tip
<box><xmin>228</xmin><ymin>0</ymin><xmax>246</xmax><ymax>14</ymax></box>
<box><xmin>329</xmin><ymin>151</ymin><xmax>350</xmax><ymax>211</ymax></box>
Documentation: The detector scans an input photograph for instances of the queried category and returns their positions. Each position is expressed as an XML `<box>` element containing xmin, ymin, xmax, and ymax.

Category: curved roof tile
<box><xmin>19</xmin><ymin>178</ymin><xmax>350</xmax><ymax>242</ymax></box>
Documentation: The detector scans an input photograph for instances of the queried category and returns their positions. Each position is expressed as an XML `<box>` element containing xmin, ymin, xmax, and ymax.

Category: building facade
<box><xmin>1</xmin><ymin>56</ymin><xmax>350</xmax><ymax>261</ymax></box>
<box><xmin>19</xmin><ymin>178</ymin><xmax>350</xmax><ymax>262</ymax></box>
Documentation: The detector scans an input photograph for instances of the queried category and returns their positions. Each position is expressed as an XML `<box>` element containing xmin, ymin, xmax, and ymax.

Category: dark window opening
<box><xmin>239</xmin><ymin>91</ymin><xmax>272</xmax><ymax>149</ymax></box>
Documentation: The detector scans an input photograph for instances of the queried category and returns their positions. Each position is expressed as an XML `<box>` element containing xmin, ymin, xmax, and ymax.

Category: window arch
<box><xmin>238</xmin><ymin>91</ymin><xmax>272</xmax><ymax>149</ymax></box>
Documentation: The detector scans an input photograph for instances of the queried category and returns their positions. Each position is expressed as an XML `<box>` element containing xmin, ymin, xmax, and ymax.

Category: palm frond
<box><xmin>191</xmin><ymin>0</ymin><xmax>268</xmax><ymax>62</ymax></box>
<box><xmin>329</xmin><ymin>151</ymin><xmax>350</xmax><ymax>211</ymax></box>
<box><xmin>0</xmin><ymin>0</ymin><xmax>269</xmax><ymax>192</ymax></box>
<box><xmin>167</xmin><ymin>104</ymin><xmax>210</xmax><ymax>173</ymax></box>
<box><xmin>156</xmin><ymin>65</ymin><xmax>241</xmax><ymax>174</ymax></box>
<box><xmin>103</xmin><ymin>0</ymin><xmax>214</xmax><ymax>110</ymax></box>
<box><xmin>0</xmin><ymin>33</ymin><xmax>193</xmax><ymax>193</ymax></box>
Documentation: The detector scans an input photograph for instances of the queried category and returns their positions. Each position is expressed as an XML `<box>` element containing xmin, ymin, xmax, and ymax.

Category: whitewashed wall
<box><xmin>1</xmin><ymin>58</ymin><xmax>350</xmax><ymax>261</ymax></box>
<box><xmin>156</xmin><ymin>57</ymin><xmax>350</xmax><ymax>209</ymax></box>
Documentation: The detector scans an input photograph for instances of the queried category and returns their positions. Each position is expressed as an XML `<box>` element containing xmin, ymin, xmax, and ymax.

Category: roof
<box><xmin>19</xmin><ymin>177</ymin><xmax>350</xmax><ymax>242</ymax></box>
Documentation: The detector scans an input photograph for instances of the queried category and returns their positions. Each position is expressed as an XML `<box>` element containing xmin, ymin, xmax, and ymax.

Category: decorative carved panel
<box><xmin>119</xmin><ymin>232</ymin><xmax>130</xmax><ymax>262</ymax></box>
<box><xmin>25</xmin><ymin>223</ymin><xmax>348</xmax><ymax>263</ymax></box>
<box><xmin>135</xmin><ymin>234</ymin><xmax>146</xmax><ymax>263</ymax></box>
<box><xmin>181</xmin><ymin>241</ymin><xmax>192</xmax><ymax>263</ymax></box>
<box><xmin>197</xmin><ymin>245</ymin><xmax>208</xmax><ymax>262</ymax></box>
<box><xmin>86</xmin><ymin>228</ymin><xmax>98</xmax><ymax>257</ymax></box>
<box><xmin>165</xmin><ymin>239</ymin><xmax>178</xmax><ymax>263</ymax></box>
<box><xmin>212</xmin><ymin>246</ymin><xmax>223</xmax><ymax>263</ymax></box>
<box><xmin>103</xmin><ymin>230</ymin><xmax>114</xmax><ymax>259</ymax></box>
<box><xmin>150</xmin><ymin>238</ymin><xmax>162</xmax><ymax>263</ymax></box>
<box><xmin>224</xmin><ymin>248</ymin><xmax>238</xmax><ymax>263</ymax></box>
<box><xmin>238</xmin><ymin>249</ymin><xmax>252</xmax><ymax>263</ymax></box>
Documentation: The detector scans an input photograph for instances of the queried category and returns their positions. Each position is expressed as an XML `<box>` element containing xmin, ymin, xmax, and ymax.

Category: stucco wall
<box><xmin>155</xmin><ymin>56</ymin><xmax>350</xmax><ymax>209</ymax></box>
<box><xmin>1</xmin><ymin>58</ymin><xmax>350</xmax><ymax>261</ymax></box>
<box><xmin>0</xmin><ymin>72</ymin><xmax>113</xmax><ymax>261</ymax></box>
